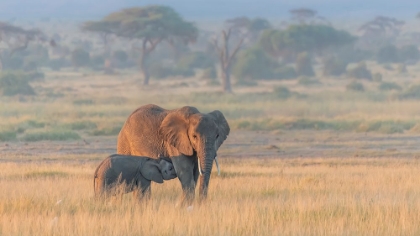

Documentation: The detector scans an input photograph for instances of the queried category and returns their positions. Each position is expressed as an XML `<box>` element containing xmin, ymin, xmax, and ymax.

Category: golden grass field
<box><xmin>1</xmin><ymin>157</ymin><xmax>420</xmax><ymax>235</ymax></box>
<box><xmin>2</xmin><ymin>66</ymin><xmax>420</xmax><ymax>235</ymax></box>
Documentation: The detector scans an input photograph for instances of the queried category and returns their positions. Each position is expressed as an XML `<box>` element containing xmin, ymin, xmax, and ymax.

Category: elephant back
<box><xmin>117</xmin><ymin>104</ymin><xmax>168</xmax><ymax>157</ymax></box>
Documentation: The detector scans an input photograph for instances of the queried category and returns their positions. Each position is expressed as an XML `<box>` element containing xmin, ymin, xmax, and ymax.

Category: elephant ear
<box><xmin>141</xmin><ymin>161</ymin><xmax>164</xmax><ymax>184</ymax></box>
<box><xmin>209</xmin><ymin>110</ymin><xmax>230</xmax><ymax>150</ymax></box>
<box><xmin>159</xmin><ymin>107</ymin><xmax>197</xmax><ymax>156</ymax></box>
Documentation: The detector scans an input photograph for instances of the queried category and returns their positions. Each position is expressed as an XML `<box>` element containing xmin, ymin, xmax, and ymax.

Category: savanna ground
<box><xmin>2</xmin><ymin>63</ymin><xmax>420</xmax><ymax>235</ymax></box>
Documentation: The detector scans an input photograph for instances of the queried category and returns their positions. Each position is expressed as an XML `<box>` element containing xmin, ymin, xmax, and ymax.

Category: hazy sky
<box><xmin>0</xmin><ymin>0</ymin><xmax>418</xmax><ymax>21</ymax></box>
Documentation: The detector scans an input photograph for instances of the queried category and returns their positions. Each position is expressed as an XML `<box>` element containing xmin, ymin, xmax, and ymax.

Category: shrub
<box><xmin>149</xmin><ymin>64</ymin><xmax>195</xmax><ymax>79</ymax></box>
<box><xmin>73</xmin><ymin>99</ymin><xmax>94</xmax><ymax>105</ymax></box>
<box><xmin>397</xmin><ymin>63</ymin><xmax>407</xmax><ymax>74</ymax></box>
<box><xmin>378</xmin><ymin>82</ymin><xmax>401</xmax><ymax>91</ymax></box>
<box><xmin>48</xmin><ymin>58</ymin><xmax>69</xmax><ymax>71</ymax></box>
<box><xmin>2</xmin><ymin>56</ymin><xmax>24</xmax><ymax>70</ymax></box>
<box><xmin>372</xmin><ymin>73</ymin><xmax>382</xmax><ymax>82</ymax></box>
<box><xmin>235</xmin><ymin>80</ymin><xmax>258</xmax><ymax>87</ymax></box>
<box><xmin>0</xmin><ymin>72</ymin><xmax>35</xmax><ymax>96</ymax></box>
<box><xmin>89</xmin><ymin>126</ymin><xmax>121</xmax><ymax>136</ymax></box>
<box><xmin>177</xmin><ymin>52</ymin><xmax>215</xmax><ymax>70</ymax></box>
<box><xmin>22</xmin><ymin>130</ymin><xmax>81</xmax><ymax>141</ymax></box>
<box><xmin>297</xmin><ymin>76</ymin><xmax>321</xmax><ymax>86</ymax></box>
<box><xmin>201</xmin><ymin>66</ymin><xmax>217</xmax><ymax>80</ymax></box>
<box><xmin>90</xmin><ymin>54</ymin><xmax>105</xmax><ymax>69</ymax></box>
<box><xmin>347</xmin><ymin>62</ymin><xmax>372</xmax><ymax>80</ymax></box>
<box><xmin>173</xmin><ymin>67</ymin><xmax>195</xmax><ymax>77</ymax></box>
<box><xmin>398</xmin><ymin>84</ymin><xmax>420</xmax><ymax>100</ymax></box>
<box><xmin>22</xmin><ymin>58</ymin><xmax>39</xmax><ymax>71</ymax></box>
<box><xmin>71</xmin><ymin>48</ymin><xmax>90</xmax><ymax>68</ymax></box>
<box><xmin>346</xmin><ymin>81</ymin><xmax>364</xmax><ymax>92</ymax></box>
<box><xmin>112</xmin><ymin>50</ymin><xmax>128</xmax><ymax>67</ymax></box>
<box><xmin>296</xmin><ymin>52</ymin><xmax>314</xmax><ymax>76</ymax></box>
<box><xmin>382</xmin><ymin>64</ymin><xmax>393</xmax><ymax>71</ymax></box>
<box><xmin>0</xmin><ymin>130</ymin><xmax>17</xmax><ymax>141</ymax></box>
<box><xmin>272</xmin><ymin>86</ymin><xmax>292</xmax><ymax>99</ymax></box>
<box><xmin>273</xmin><ymin>66</ymin><xmax>297</xmax><ymax>80</ymax></box>
<box><xmin>65</xmin><ymin>121</ymin><xmax>97</xmax><ymax>130</ymax></box>
<box><xmin>398</xmin><ymin>45</ymin><xmax>419</xmax><ymax>63</ymax></box>
<box><xmin>233</xmin><ymin>46</ymin><xmax>277</xmax><ymax>80</ymax></box>
<box><xmin>322</xmin><ymin>56</ymin><xmax>348</xmax><ymax>76</ymax></box>
<box><xmin>376</xmin><ymin>44</ymin><xmax>399</xmax><ymax>64</ymax></box>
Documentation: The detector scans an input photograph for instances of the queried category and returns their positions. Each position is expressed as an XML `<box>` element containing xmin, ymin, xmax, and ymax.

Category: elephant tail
<box><xmin>93</xmin><ymin>165</ymin><xmax>101</xmax><ymax>198</ymax></box>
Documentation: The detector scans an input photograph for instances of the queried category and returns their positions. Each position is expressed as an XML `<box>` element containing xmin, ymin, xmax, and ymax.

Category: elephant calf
<box><xmin>94</xmin><ymin>154</ymin><xmax>177</xmax><ymax>199</ymax></box>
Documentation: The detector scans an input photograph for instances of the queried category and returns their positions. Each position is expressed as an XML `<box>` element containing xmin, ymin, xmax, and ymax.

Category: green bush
<box><xmin>382</xmin><ymin>64</ymin><xmax>393</xmax><ymax>71</ymax></box>
<box><xmin>272</xmin><ymin>86</ymin><xmax>292</xmax><ymax>99</ymax></box>
<box><xmin>0</xmin><ymin>72</ymin><xmax>35</xmax><ymax>96</ymax></box>
<box><xmin>296</xmin><ymin>52</ymin><xmax>314</xmax><ymax>77</ymax></box>
<box><xmin>372</xmin><ymin>73</ymin><xmax>382</xmax><ymax>82</ymax></box>
<box><xmin>73</xmin><ymin>99</ymin><xmax>94</xmax><ymax>105</ymax></box>
<box><xmin>398</xmin><ymin>84</ymin><xmax>420</xmax><ymax>100</ymax></box>
<box><xmin>22</xmin><ymin>130</ymin><xmax>81</xmax><ymax>141</ymax></box>
<box><xmin>347</xmin><ymin>62</ymin><xmax>372</xmax><ymax>80</ymax></box>
<box><xmin>273</xmin><ymin>66</ymin><xmax>297</xmax><ymax>80</ymax></box>
<box><xmin>22</xmin><ymin>58</ymin><xmax>39</xmax><ymax>72</ymax></box>
<box><xmin>233</xmin><ymin>46</ymin><xmax>278</xmax><ymax>81</ymax></box>
<box><xmin>235</xmin><ymin>80</ymin><xmax>258</xmax><ymax>87</ymax></box>
<box><xmin>90</xmin><ymin>54</ymin><xmax>106</xmax><ymax>69</ymax></box>
<box><xmin>376</xmin><ymin>44</ymin><xmax>399</xmax><ymax>64</ymax></box>
<box><xmin>201</xmin><ymin>66</ymin><xmax>217</xmax><ymax>80</ymax></box>
<box><xmin>48</xmin><ymin>58</ymin><xmax>70</xmax><ymax>71</ymax></box>
<box><xmin>398</xmin><ymin>45</ymin><xmax>419</xmax><ymax>63</ymax></box>
<box><xmin>0</xmin><ymin>130</ymin><xmax>17</xmax><ymax>141</ymax></box>
<box><xmin>177</xmin><ymin>52</ymin><xmax>215</xmax><ymax>70</ymax></box>
<box><xmin>65</xmin><ymin>121</ymin><xmax>97</xmax><ymax>130</ymax></box>
<box><xmin>297</xmin><ymin>76</ymin><xmax>321</xmax><ymax>86</ymax></box>
<box><xmin>89</xmin><ymin>126</ymin><xmax>121</xmax><ymax>136</ymax></box>
<box><xmin>112</xmin><ymin>50</ymin><xmax>128</xmax><ymax>67</ymax></box>
<box><xmin>378</xmin><ymin>82</ymin><xmax>401</xmax><ymax>91</ymax></box>
<box><xmin>2</xmin><ymin>56</ymin><xmax>24</xmax><ymax>70</ymax></box>
<box><xmin>149</xmin><ymin>64</ymin><xmax>195</xmax><ymax>79</ymax></box>
<box><xmin>71</xmin><ymin>48</ymin><xmax>90</xmax><ymax>68</ymax></box>
<box><xmin>397</xmin><ymin>63</ymin><xmax>407</xmax><ymax>74</ymax></box>
<box><xmin>322</xmin><ymin>56</ymin><xmax>347</xmax><ymax>76</ymax></box>
<box><xmin>346</xmin><ymin>81</ymin><xmax>364</xmax><ymax>92</ymax></box>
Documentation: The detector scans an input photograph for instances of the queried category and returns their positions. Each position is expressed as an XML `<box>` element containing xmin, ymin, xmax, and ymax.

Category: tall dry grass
<box><xmin>1</xmin><ymin>157</ymin><xmax>420</xmax><ymax>235</ymax></box>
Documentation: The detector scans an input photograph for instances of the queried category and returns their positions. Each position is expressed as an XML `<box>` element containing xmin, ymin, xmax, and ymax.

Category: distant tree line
<box><xmin>1</xmin><ymin>6</ymin><xmax>420</xmax><ymax>96</ymax></box>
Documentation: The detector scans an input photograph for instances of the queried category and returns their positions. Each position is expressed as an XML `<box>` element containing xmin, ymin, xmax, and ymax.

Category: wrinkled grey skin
<box><xmin>94</xmin><ymin>154</ymin><xmax>177</xmax><ymax>199</ymax></box>
<box><xmin>117</xmin><ymin>104</ymin><xmax>230</xmax><ymax>206</ymax></box>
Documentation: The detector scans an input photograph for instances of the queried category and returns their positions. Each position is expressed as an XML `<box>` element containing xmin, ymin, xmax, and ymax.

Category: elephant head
<box><xmin>141</xmin><ymin>158</ymin><xmax>177</xmax><ymax>183</ymax></box>
<box><xmin>159</xmin><ymin>106</ymin><xmax>230</xmax><ymax>199</ymax></box>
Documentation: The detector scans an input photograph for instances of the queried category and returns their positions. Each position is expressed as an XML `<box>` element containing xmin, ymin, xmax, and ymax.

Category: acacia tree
<box><xmin>289</xmin><ymin>8</ymin><xmax>330</xmax><ymax>26</ymax></box>
<box><xmin>259</xmin><ymin>24</ymin><xmax>355</xmax><ymax>60</ymax></box>
<box><xmin>0</xmin><ymin>22</ymin><xmax>46</xmax><ymax>70</ymax></box>
<box><xmin>212</xmin><ymin>17</ymin><xmax>270</xmax><ymax>93</ymax></box>
<box><xmin>358</xmin><ymin>16</ymin><xmax>404</xmax><ymax>49</ymax></box>
<box><xmin>212</xmin><ymin>29</ymin><xmax>243</xmax><ymax>93</ymax></box>
<box><xmin>82</xmin><ymin>6</ymin><xmax>198</xmax><ymax>85</ymax></box>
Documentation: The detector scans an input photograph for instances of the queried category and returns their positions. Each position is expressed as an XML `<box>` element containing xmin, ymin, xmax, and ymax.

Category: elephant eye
<box><xmin>216</xmin><ymin>134</ymin><xmax>219</xmax><ymax>139</ymax></box>
<box><xmin>192</xmin><ymin>134</ymin><xmax>197</xmax><ymax>139</ymax></box>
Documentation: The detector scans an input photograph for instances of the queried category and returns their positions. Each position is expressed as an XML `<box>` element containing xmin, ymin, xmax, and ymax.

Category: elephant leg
<box><xmin>133</xmin><ymin>179</ymin><xmax>151</xmax><ymax>201</ymax></box>
<box><xmin>193</xmin><ymin>157</ymin><xmax>200</xmax><ymax>187</ymax></box>
<box><xmin>172</xmin><ymin>155</ymin><xmax>196</xmax><ymax>206</ymax></box>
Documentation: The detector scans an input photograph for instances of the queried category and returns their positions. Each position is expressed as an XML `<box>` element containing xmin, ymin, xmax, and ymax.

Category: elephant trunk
<box><xmin>198</xmin><ymin>146</ymin><xmax>214</xmax><ymax>200</ymax></box>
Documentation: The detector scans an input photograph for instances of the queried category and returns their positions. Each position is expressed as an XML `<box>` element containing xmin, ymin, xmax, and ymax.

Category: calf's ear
<box><xmin>141</xmin><ymin>162</ymin><xmax>164</xmax><ymax>183</ymax></box>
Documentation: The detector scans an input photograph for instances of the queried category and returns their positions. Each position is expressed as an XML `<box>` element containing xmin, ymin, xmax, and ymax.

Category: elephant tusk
<box><xmin>215</xmin><ymin>156</ymin><xmax>220</xmax><ymax>176</ymax></box>
<box><xmin>198</xmin><ymin>161</ymin><xmax>203</xmax><ymax>176</ymax></box>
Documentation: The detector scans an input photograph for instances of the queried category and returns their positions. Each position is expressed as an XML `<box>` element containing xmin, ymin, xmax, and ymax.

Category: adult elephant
<box><xmin>117</xmin><ymin>104</ymin><xmax>230</xmax><ymax>206</ymax></box>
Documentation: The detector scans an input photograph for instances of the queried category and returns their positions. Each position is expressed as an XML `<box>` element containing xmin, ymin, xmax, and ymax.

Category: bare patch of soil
<box><xmin>1</xmin><ymin>130</ymin><xmax>420</xmax><ymax>163</ymax></box>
